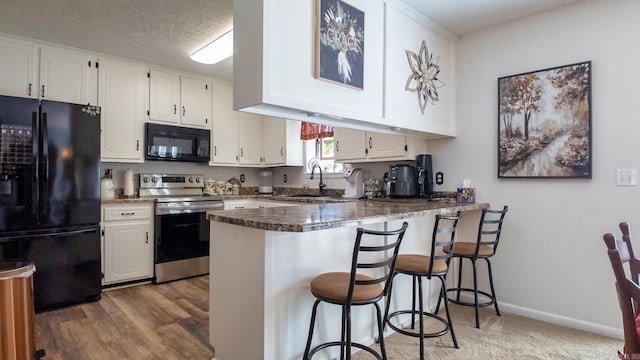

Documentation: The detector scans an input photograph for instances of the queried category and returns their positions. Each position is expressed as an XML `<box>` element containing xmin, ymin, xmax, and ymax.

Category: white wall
<box><xmin>428</xmin><ymin>0</ymin><xmax>640</xmax><ymax>337</ymax></box>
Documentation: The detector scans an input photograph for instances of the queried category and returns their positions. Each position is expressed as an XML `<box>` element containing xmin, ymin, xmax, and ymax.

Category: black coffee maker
<box><xmin>416</xmin><ymin>154</ymin><xmax>433</xmax><ymax>199</ymax></box>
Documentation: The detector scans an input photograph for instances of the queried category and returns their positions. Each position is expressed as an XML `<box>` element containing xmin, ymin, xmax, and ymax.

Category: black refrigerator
<box><xmin>0</xmin><ymin>95</ymin><xmax>102</xmax><ymax>311</ymax></box>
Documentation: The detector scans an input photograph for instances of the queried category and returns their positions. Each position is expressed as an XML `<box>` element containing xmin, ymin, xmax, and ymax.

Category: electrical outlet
<box><xmin>616</xmin><ymin>168</ymin><xmax>637</xmax><ymax>186</ymax></box>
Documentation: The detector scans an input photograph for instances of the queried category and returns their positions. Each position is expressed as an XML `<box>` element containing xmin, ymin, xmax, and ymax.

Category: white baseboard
<box><xmin>452</xmin><ymin>292</ymin><xmax>623</xmax><ymax>340</ymax></box>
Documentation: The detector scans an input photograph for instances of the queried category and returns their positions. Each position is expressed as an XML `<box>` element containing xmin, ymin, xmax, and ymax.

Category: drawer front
<box><xmin>103</xmin><ymin>205</ymin><xmax>151</xmax><ymax>221</ymax></box>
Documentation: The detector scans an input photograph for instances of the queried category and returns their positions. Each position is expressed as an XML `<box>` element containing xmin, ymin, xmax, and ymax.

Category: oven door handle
<box><xmin>155</xmin><ymin>202</ymin><xmax>224</xmax><ymax>215</ymax></box>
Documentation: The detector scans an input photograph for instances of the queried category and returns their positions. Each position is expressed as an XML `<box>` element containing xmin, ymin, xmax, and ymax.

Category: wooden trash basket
<box><xmin>0</xmin><ymin>260</ymin><xmax>44</xmax><ymax>360</ymax></box>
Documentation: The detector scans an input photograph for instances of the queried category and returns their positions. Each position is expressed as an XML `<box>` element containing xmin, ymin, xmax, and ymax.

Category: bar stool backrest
<box><xmin>428</xmin><ymin>212</ymin><xmax>462</xmax><ymax>277</ymax></box>
<box><xmin>348</xmin><ymin>222</ymin><xmax>409</xmax><ymax>303</ymax></box>
<box><xmin>474</xmin><ymin>205</ymin><xmax>509</xmax><ymax>258</ymax></box>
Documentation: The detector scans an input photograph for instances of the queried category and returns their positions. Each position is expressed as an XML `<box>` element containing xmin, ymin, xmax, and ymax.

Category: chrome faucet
<box><xmin>310</xmin><ymin>164</ymin><xmax>326</xmax><ymax>195</ymax></box>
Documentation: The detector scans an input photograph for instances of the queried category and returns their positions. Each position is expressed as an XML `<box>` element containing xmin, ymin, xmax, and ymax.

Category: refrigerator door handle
<box><xmin>32</xmin><ymin>111</ymin><xmax>39</xmax><ymax>220</ymax></box>
<box><xmin>41</xmin><ymin>112</ymin><xmax>50</xmax><ymax>218</ymax></box>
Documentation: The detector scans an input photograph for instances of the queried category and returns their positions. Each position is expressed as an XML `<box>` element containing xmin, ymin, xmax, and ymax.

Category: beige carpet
<box><xmin>349</xmin><ymin>304</ymin><xmax>622</xmax><ymax>360</ymax></box>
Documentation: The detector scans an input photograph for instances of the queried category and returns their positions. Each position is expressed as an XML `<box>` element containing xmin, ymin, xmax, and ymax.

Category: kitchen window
<box><xmin>304</xmin><ymin>138</ymin><xmax>344</xmax><ymax>175</ymax></box>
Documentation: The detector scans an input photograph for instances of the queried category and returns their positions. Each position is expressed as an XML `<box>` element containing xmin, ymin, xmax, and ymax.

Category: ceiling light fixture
<box><xmin>190</xmin><ymin>30</ymin><xmax>233</xmax><ymax>65</ymax></box>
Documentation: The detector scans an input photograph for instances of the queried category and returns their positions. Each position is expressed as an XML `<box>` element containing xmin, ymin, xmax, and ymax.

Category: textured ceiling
<box><xmin>0</xmin><ymin>0</ymin><xmax>234</xmax><ymax>80</ymax></box>
<box><xmin>0</xmin><ymin>0</ymin><xmax>583</xmax><ymax>81</ymax></box>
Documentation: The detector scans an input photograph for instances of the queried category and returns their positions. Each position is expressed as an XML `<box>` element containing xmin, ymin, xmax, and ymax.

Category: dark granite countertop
<box><xmin>207</xmin><ymin>199</ymin><xmax>489</xmax><ymax>232</ymax></box>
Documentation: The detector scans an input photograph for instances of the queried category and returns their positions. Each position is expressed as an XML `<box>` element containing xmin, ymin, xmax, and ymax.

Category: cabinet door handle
<box><xmin>173</xmin><ymin>104</ymin><xmax>177</xmax><ymax>114</ymax></box>
<box><xmin>41</xmin><ymin>85</ymin><xmax>46</xmax><ymax>98</ymax></box>
<box><xmin>28</xmin><ymin>83</ymin><xmax>32</xmax><ymax>96</ymax></box>
<box><xmin>336</xmin><ymin>140</ymin><xmax>340</xmax><ymax>152</ymax></box>
<box><xmin>182</xmin><ymin>106</ymin><xmax>186</xmax><ymax>116</ymax></box>
<box><xmin>368</xmin><ymin>137</ymin><xmax>373</xmax><ymax>149</ymax></box>
<box><xmin>214</xmin><ymin>146</ymin><xmax>217</xmax><ymax>156</ymax></box>
<box><xmin>121</xmin><ymin>212</ymin><xmax>135</xmax><ymax>216</ymax></box>
<box><xmin>145</xmin><ymin>232</ymin><xmax>149</xmax><ymax>244</ymax></box>
<box><xmin>136</xmin><ymin>140</ymin><xmax>140</xmax><ymax>151</ymax></box>
<box><xmin>280</xmin><ymin>147</ymin><xmax>284</xmax><ymax>156</ymax></box>
<box><xmin>240</xmin><ymin>148</ymin><xmax>244</xmax><ymax>157</ymax></box>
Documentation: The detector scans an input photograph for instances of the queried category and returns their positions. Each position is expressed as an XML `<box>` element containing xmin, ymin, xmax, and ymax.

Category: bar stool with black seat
<box><xmin>445</xmin><ymin>205</ymin><xmax>508</xmax><ymax>329</ymax></box>
<box><xmin>384</xmin><ymin>212</ymin><xmax>462</xmax><ymax>359</ymax></box>
<box><xmin>303</xmin><ymin>222</ymin><xmax>409</xmax><ymax>360</ymax></box>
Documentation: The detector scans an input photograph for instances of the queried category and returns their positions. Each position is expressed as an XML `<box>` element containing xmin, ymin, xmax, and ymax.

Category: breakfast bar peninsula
<box><xmin>207</xmin><ymin>198</ymin><xmax>488</xmax><ymax>360</ymax></box>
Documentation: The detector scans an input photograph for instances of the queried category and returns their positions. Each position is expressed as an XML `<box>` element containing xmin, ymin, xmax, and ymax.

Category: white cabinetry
<box><xmin>211</xmin><ymin>82</ymin><xmax>239</xmax><ymax>165</ymax></box>
<box><xmin>148</xmin><ymin>70</ymin><xmax>212</xmax><ymax>128</ymax></box>
<box><xmin>211</xmin><ymin>83</ymin><xmax>303</xmax><ymax>167</ymax></box>
<box><xmin>233</xmin><ymin>1</ymin><xmax>456</xmax><ymax>139</ymax></box>
<box><xmin>262</xmin><ymin>117</ymin><xmax>303</xmax><ymax>166</ymax></box>
<box><xmin>99</xmin><ymin>57</ymin><xmax>146</xmax><ymax>163</ymax></box>
<box><xmin>0</xmin><ymin>37</ymin><xmax>38</xmax><ymax>98</ymax></box>
<box><xmin>101</xmin><ymin>203</ymin><xmax>154</xmax><ymax>285</ymax></box>
<box><xmin>39</xmin><ymin>47</ymin><xmax>98</xmax><ymax>104</ymax></box>
<box><xmin>334</xmin><ymin>128</ymin><xmax>427</xmax><ymax>163</ymax></box>
<box><xmin>0</xmin><ymin>37</ymin><xmax>97</xmax><ymax>104</ymax></box>
<box><xmin>148</xmin><ymin>68</ymin><xmax>181</xmax><ymax>123</ymax></box>
<box><xmin>234</xmin><ymin>0</ymin><xmax>385</xmax><ymax>131</ymax></box>
<box><xmin>238</xmin><ymin>112</ymin><xmax>263</xmax><ymax>165</ymax></box>
<box><xmin>384</xmin><ymin>6</ymin><xmax>456</xmax><ymax>137</ymax></box>
<box><xmin>180</xmin><ymin>75</ymin><xmax>211</xmax><ymax>128</ymax></box>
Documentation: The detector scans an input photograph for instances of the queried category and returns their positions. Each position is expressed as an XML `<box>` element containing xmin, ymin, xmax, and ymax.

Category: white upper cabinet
<box><xmin>262</xmin><ymin>117</ymin><xmax>303</xmax><ymax>167</ymax></box>
<box><xmin>334</xmin><ymin>127</ymin><xmax>427</xmax><ymax>163</ymax></box>
<box><xmin>211</xmin><ymin>82</ymin><xmax>239</xmax><ymax>165</ymax></box>
<box><xmin>384</xmin><ymin>5</ymin><xmax>456</xmax><ymax>138</ymax></box>
<box><xmin>0</xmin><ymin>37</ymin><xmax>38</xmax><ymax>98</ymax></box>
<box><xmin>148</xmin><ymin>70</ymin><xmax>212</xmax><ymax>128</ymax></box>
<box><xmin>211</xmin><ymin>83</ymin><xmax>303</xmax><ymax>167</ymax></box>
<box><xmin>180</xmin><ymin>75</ymin><xmax>212</xmax><ymax>128</ymax></box>
<box><xmin>39</xmin><ymin>47</ymin><xmax>98</xmax><ymax>104</ymax></box>
<box><xmin>335</xmin><ymin>128</ymin><xmax>367</xmax><ymax>161</ymax></box>
<box><xmin>148</xmin><ymin>68</ymin><xmax>181</xmax><ymax>123</ymax></box>
<box><xmin>237</xmin><ymin>111</ymin><xmax>263</xmax><ymax>165</ymax></box>
<box><xmin>99</xmin><ymin>57</ymin><xmax>146</xmax><ymax>163</ymax></box>
<box><xmin>262</xmin><ymin>116</ymin><xmax>285</xmax><ymax>165</ymax></box>
<box><xmin>233</xmin><ymin>0</ymin><xmax>385</xmax><ymax>128</ymax></box>
<box><xmin>233</xmin><ymin>0</ymin><xmax>456</xmax><ymax>139</ymax></box>
<box><xmin>0</xmin><ymin>36</ymin><xmax>98</xmax><ymax>104</ymax></box>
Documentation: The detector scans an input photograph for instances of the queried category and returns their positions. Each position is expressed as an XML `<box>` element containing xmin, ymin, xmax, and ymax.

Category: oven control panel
<box><xmin>139</xmin><ymin>173</ymin><xmax>204</xmax><ymax>189</ymax></box>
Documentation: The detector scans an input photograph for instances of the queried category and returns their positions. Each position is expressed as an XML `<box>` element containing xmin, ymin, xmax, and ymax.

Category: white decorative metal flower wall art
<box><xmin>405</xmin><ymin>40</ymin><xmax>444</xmax><ymax>114</ymax></box>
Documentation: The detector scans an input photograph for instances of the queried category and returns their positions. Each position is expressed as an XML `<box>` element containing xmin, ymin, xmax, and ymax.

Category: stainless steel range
<box><xmin>140</xmin><ymin>173</ymin><xmax>223</xmax><ymax>283</ymax></box>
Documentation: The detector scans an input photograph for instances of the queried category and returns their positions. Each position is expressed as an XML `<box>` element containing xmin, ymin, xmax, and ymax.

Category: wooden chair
<box><xmin>445</xmin><ymin>206</ymin><xmax>508</xmax><ymax>328</ymax></box>
<box><xmin>603</xmin><ymin>222</ymin><xmax>640</xmax><ymax>358</ymax></box>
<box><xmin>303</xmin><ymin>222</ymin><xmax>409</xmax><ymax>360</ymax></box>
<box><xmin>383</xmin><ymin>212</ymin><xmax>462</xmax><ymax>360</ymax></box>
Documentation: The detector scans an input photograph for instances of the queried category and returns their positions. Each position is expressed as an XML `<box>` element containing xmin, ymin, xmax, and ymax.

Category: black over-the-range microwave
<box><xmin>145</xmin><ymin>123</ymin><xmax>211</xmax><ymax>163</ymax></box>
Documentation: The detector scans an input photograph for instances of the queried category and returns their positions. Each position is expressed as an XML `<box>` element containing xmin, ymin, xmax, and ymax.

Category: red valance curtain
<box><xmin>300</xmin><ymin>122</ymin><xmax>334</xmax><ymax>140</ymax></box>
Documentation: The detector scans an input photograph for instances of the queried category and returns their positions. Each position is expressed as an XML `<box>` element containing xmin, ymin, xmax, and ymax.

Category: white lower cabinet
<box><xmin>101</xmin><ymin>203</ymin><xmax>154</xmax><ymax>285</ymax></box>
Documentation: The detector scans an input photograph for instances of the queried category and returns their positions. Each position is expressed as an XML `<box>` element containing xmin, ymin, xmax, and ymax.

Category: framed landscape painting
<box><xmin>498</xmin><ymin>61</ymin><xmax>592</xmax><ymax>178</ymax></box>
<box><xmin>315</xmin><ymin>0</ymin><xmax>364</xmax><ymax>90</ymax></box>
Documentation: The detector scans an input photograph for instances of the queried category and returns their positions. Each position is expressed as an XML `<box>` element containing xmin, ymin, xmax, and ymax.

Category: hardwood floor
<box><xmin>34</xmin><ymin>276</ymin><xmax>214</xmax><ymax>360</ymax></box>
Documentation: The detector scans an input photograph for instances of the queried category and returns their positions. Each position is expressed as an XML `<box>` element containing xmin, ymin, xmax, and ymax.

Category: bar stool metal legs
<box><xmin>383</xmin><ymin>212</ymin><xmax>462</xmax><ymax>359</ymax></box>
<box><xmin>303</xmin><ymin>222</ymin><xmax>408</xmax><ymax>360</ymax></box>
<box><xmin>446</xmin><ymin>206</ymin><xmax>508</xmax><ymax>329</ymax></box>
